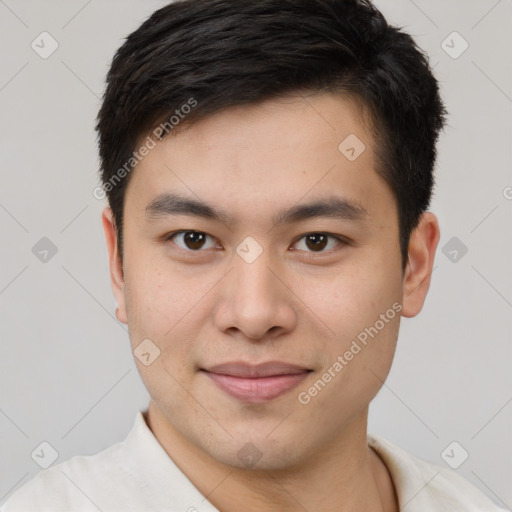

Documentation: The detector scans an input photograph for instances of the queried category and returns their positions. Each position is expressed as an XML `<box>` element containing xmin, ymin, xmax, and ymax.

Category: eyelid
<box><xmin>165</xmin><ymin>230</ymin><xmax>220</xmax><ymax>251</ymax></box>
<box><xmin>290</xmin><ymin>232</ymin><xmax>349</xmax><ymax>253</ymax></box>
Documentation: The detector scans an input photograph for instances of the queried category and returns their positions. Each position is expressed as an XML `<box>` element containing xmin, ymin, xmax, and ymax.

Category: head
<box><xmin>97</xmin><ymin>0</ymin><xmax>445</xmax><ymax>470</ymax></box>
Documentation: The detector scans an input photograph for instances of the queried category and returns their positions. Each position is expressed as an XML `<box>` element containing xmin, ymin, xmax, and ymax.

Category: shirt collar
<box><xmin>121</xmin><ymin>411</ymin><xmax>220</xmax><ymax>511</ymax></box>
<box><xmin>122</xmin><ymin>411</ymin><xmax>453</xmax><ymax>511</ymax></box>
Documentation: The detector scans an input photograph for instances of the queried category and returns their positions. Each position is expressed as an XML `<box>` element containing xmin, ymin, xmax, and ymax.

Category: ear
<box><xmin>401</xmin><ymin>212</ymin><xmax>440</xmax><ymax>318</ymax></box>
<box><xmin>102</xmin><ymin>207</ymin><xmax>128</xmax><ymax>324</ymax></box>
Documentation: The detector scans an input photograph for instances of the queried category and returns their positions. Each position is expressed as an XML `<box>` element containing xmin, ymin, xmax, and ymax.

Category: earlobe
<box><xmin>401</xmin><ymin>212</ymin><xmax>440</xmax><ymax>318</ymax></box>
<box><xmin>101</xmin><ymin>207</ymin><xmax>128</xmax><ymax>324</ymax></box>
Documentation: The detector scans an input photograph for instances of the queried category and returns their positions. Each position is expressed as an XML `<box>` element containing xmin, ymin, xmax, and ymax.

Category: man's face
<box><xmin>108</xmin><ymin>92</ymin><xmax>409</xmax><ymax>469</ymax></box>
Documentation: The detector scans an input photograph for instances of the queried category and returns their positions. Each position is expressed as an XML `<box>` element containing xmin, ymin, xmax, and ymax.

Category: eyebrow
<box><xmin>145</xmin><ymin>192</ymin><xmax>368</xmax><ymax>226</ymax></box>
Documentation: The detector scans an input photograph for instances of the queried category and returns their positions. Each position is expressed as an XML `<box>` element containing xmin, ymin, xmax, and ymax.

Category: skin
<box><xmin>102</xmin><ymin>91</ymin><xmax>440</xmax><ymax>512</ymax></box>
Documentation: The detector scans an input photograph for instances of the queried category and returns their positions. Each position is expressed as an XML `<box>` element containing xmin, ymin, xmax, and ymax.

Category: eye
<box><xmin>167</xmin><ymin>231</ymin><xmax>218</xmax><ymax>251</ymax></box>
<box><xmin>292</xmin><ymin>233</ymin><xmax>345</xmax><ymax>253</ymax></box>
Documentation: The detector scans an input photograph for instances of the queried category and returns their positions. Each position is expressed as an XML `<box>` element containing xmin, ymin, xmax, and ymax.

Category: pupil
<box><xmin>306</xmin><ymin>234</ymin><xmax>327</xmax><ymax>251</ymax></box>
<box><xmin>185</xmin><ymin>231</ymin><xmax>205</xmax><ymax>250</ymax></box>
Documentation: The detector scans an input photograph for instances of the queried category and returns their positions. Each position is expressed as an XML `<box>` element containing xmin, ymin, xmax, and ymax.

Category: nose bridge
<box><xmin>232</xmin><ymin>247</ymin><xmax>279</xmax><ymax>311</ymax></box>
<box><xmin>214</xmin><ymin>243</ymin><xmax>296</xmax><ymax>339</ymax></box>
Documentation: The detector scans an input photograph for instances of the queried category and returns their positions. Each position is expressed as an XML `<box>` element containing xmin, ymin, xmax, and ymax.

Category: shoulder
<box><xmin>367</xmin><ymin>434</ymin><xmax>507</xmax><ymax>512</ymax></box>
<box><xmin>0</xmin><ymin>440</ymin><xmax>134</xmax><ymax>512</ymax></box>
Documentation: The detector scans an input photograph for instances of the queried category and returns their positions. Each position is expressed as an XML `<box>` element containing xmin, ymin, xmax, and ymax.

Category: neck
<box><xmin>145</xmin><ymin>402</ymin><xmax>397</xmax><ymax>512</ymax></box>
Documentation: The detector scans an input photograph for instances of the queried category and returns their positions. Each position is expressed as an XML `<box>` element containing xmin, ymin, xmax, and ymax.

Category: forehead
<box><xmin>125</xmin><ymin>91</ymin><xmax>394</xmax><ymax>225</ymax></box>
<box><xmin>152</xmin><ymin>92</ymin><xmax>373</xmax><ymax>157</ymax></box>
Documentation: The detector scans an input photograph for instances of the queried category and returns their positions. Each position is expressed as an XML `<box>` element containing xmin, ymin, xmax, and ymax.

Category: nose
<box><xmin>213</xmin><ymin>248</ymin><xmax>298</xmax><ymax>341</ymax></box>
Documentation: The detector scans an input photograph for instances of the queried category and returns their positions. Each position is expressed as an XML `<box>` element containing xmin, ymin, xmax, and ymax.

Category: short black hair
<box><xmin>96</xmin><ymin>0</ymin><xmax>446</xmax><ymax>269</ymax></box>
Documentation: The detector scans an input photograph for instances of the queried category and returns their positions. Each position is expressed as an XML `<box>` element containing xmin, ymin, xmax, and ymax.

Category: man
<box><xmin>1</xmin><ymin>0</ymin><xmax>506</xmax><ymax>510</ymax></box>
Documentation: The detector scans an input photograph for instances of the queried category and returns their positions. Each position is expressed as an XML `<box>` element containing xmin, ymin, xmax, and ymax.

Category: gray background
<box><xmin>0</xmin><ymin>0</ymin><xmax>511</xmax><ymax>508</ymax></box>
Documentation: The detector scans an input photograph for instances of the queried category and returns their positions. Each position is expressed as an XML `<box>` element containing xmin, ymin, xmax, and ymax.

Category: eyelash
<box><xmin>164</xmin><ymin>230</ymin><xmax>350</xmax><ymax>255</ymax></box>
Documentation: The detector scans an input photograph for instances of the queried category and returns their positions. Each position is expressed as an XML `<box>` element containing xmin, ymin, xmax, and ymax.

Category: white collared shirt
<box><xmin>1</xmin><ymin>412</ymin><xmax>506</xmax><ymax>511</ymax></box>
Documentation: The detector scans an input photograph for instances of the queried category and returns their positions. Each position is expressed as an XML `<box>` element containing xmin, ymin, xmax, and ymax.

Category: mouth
<box><xmin>200</xmin><ymin>361</ymin><xmax>312</xmax><ymax>404</ymax></box>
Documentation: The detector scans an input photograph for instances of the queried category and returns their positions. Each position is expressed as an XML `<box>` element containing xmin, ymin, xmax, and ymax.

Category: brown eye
<box><xmin>183</xmin><ymin>231</ymin><xmax>206</xmax><ymax>250</ymax></box>
<box><xmin>293</xmin><ymin>233</ymin><xmax>344</xmax><ymax>253</ymax></box>
<box><xmin>305</xmin><ymin>233</ymin><xmax>328</xmax><ymax>251</ymax></box>
<box><xmin>169</xmin><ymin>231</ymin><xmax>217</xmax><ymax>251</ymax></box>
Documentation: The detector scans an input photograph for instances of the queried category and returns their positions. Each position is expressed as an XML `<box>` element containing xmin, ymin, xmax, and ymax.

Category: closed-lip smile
<box><xmin>201</xmin><ymin>361</ymin><xmax>312</xmax><ymax>403</ymax></box>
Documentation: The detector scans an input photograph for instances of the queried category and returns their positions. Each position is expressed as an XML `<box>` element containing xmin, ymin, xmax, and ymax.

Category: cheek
<box><xmin>301</xmin><ymin>259</ymin><xmax>402</xmax><ymax>338</ymax></box>
<box><xmin>299</xmin><ymin>255</ymin><xmax>402</xmax><ymax>401</ymax></box>
<box><xmin>123</xmin><ymin>267</ymin><xmax>203</xmax><ymax>402</ymax></box>
<box><xmin>122</xmin><ymin>259</ymin><xmax>181</xmax><ymax>351</ymax></box>
<box><xmin>123</xmin><ymin>253</ymin><xmax>214</xmax><ymax>368</ymax></box>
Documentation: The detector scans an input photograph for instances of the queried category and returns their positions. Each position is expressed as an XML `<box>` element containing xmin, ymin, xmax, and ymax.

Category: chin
<box><xmin>205</xmin><ymin>431</ymin><xmax>307</xmax><ymax>472</ymax></box>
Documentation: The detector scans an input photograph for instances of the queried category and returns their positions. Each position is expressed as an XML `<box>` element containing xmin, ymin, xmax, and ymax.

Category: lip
<box><xmin>201</xmin><ymin>361</ymin><xmax>311</xmax><ymax>403</ymax></box>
